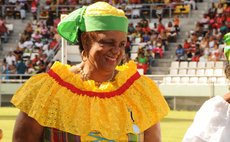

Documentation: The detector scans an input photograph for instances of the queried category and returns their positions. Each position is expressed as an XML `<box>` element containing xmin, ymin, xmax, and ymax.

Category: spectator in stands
<box><xmin>13</xmin><ymin>1</ymin><xmax>22</xmax><ymax>19</ymax></box>
<box><xmin>199</xmin><ymin>36</ymin><xmax>208</xmax><ymax>49</ymax></box>
<box><xmin>157</xmin><ymin>21</ymin><xmax>165</xmax><ymax>34</ymax></box>
<box><xmin>210</xmin><ymin>43</ymin><xmax>221</xmax><ymax>61</ymax></box>
<box><xmin>175</xmin><ymin>44</ymin><xmax>185</xmax><ymax>61</ymax></box>
<box><xmin>146</xmin><ymin>48</ymin><xmax>155</xmax><ymax>67</ymax></box>
<box><xmin>5</xmin><ymin>51</ymin><xmax>16</xmax><ymax>66</ymax></box>
<box><xmin>46</xmin><ymin>11</ymin><xmax>54</xmax><ymax>27</ymax></box>
<box><xmin>32</xmin><ymin>30</ymin><xmax>42</xmax><ymax>41</ymax></box>
<box><xmin>0</xmin><ymin>17</ymin><xmax>9</xmax><ymax>43</ymax></box>
<box><xmin>173</xmin><ymin>15</ymin><xmax>180</xmax><ymax>33</ymax></box>
<box><xmin>20</xmin><ymin>3</ymin><xmax>26</xmax><ymax>20</ymax></box>
<box><xmin>208</xmin><ymin>3</ymin><xmax>217</xmax><ymax>18</ymax></box>
<box><xmin>1</xmin><ymin>59</ymin><xmax>9</xmax><ymax>79</ymax></box>
<box><xmin>153</xmin><ymin>42</ymin><xmax>164</xmax><ymax>59</ymax></box>
<box><xmin>136</xmin><ymin>49</ymin><xmax>148</xmax><ymax>74</ymax></box>
<box><xmin>13</xmin><ymin>46</ymin><xmax>23</xmax><ymax>60</ymax></box>
<box><xmin>11</xmin><ymin>2</ymin><xmax>169</xmax><ymax>141</ymax></box>
<box><xmin>217</xmin><ymin>3</ymin><xmax>224</xmax><ymax>15</ymax></box>
<box><xmin>8</xmin><ymin>61</ymin><xmax>17</xmax><ymax>78</ymax></box>
<box><xmin>165</xmin><ymin>21</ymin><xmax>177</xmax><ymax>42</ymax></box>
<box><xmin>16</xmin><ymin>59</ymin><xmax>27</xmax><ymax>75</ymax></box>
<box><xmin>128</xmin><ymin>23</ymin><xmax>135</xmax><ymax>34</ymax></box>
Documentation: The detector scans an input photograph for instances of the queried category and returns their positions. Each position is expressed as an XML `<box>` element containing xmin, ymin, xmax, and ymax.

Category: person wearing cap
<box><xmin>11</xmin><ymin>2</ymin><xmax>169</xmax><ymax>142</ymax></box>
<box><xmin>182</xmin><ymin>33</ymin><xmax>230</xmax><ymax>142</ymax></box>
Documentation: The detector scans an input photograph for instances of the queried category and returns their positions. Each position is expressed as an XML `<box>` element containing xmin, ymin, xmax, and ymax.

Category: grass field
<box><xmin>0</xmin><ymin>107</ymin><xmax>196</xmax><ymax>142</ymax></box>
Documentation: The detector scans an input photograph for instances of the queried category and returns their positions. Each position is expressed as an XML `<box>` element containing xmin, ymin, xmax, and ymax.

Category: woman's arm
<box><xmin>13</xmin><ymin>111</ymin><xmax>43</xmax><ymax>142</ymax></box>
<box><xmin>144</xmin><ymin>122</ymin><xmax>161</xmax><ymax>142</ymax></box>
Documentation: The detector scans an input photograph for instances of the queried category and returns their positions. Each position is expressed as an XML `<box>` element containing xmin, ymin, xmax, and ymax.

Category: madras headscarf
<box><xmin>57</xmin><ymin>2</ymin><xmax>128</xmax><ymax>43</ymax></box>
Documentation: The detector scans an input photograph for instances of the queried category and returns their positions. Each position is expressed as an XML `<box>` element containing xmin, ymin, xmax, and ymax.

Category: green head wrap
<box><xmin>57</xmin><ymin>2</ymin><xmax>128</xmax><ymax>43</ymax></box>
<box><xmin>224</xmin><ymin>33</ymin><xmax>230</xmax><ymax>62</ymax></box>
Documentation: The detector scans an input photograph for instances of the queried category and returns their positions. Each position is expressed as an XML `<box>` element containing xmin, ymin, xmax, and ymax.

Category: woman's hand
<box><xmin>223</xmin><ymin>92</ymin><xmax>230</xmax><ymax>104</ymax></box>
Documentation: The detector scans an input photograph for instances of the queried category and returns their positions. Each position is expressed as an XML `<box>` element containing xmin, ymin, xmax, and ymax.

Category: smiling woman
<box><xmin>11</xmin><ymin>2</ymin><xmax>169</xmax><ymax>142</ymax></box>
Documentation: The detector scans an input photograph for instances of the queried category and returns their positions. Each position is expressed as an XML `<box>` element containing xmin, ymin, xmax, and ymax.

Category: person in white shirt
<box><xmin>5</xmin><ymin>52</ymin><xmax>16</xmax><ymax>65</ymax></box>
<box><xmin>183</xmin><ymin>33</ymin><xmax>230</xmax><ymax>142</ymax></box>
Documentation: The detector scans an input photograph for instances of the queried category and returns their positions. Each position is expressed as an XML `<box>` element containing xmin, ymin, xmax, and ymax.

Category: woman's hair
<box><xmin>78</xmin><ymin>31</ymin><xmax>99</xmax><ymax>54</ymax></box>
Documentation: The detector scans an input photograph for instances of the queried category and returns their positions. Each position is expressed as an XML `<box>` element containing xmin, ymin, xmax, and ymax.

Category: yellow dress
<box><xmin>11</xmin><ymin>60</ymin><xmax>170</xmax><ymax>141</ymax></box>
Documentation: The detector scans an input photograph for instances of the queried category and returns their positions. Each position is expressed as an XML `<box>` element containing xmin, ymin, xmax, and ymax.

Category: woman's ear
<box><xmin>225</xmin><ymin>64</ymin><xmax>230</xmax><ymax>80</ymax></box>
<box><xmin>81</xmin><ymin>50</ymin><xmax>88</xmax><ymax>62</ymax></box>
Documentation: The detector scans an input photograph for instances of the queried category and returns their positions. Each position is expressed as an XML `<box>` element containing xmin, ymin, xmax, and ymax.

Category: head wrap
<box><xmin>224</xmin><ymin>33</ymin><xmax>230</xmax><ymax>62</ymax></box>
<box><xmin>57</xmin><ymin>2</ymin><xmax>128</xmax><ymax>43</ymax></box>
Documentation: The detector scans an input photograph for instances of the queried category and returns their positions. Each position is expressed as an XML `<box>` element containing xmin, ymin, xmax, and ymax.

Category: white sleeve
<box><xmin>182</xmin><ymin>96</ymin><xmax>230</xmax><ymax>142</ymax></box>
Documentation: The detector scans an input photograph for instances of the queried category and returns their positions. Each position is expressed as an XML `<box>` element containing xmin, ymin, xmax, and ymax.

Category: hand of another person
<box><xmin>223</xmin><ymin>92</ymin><xmax>230</xmax><ymax>103</ymax></box>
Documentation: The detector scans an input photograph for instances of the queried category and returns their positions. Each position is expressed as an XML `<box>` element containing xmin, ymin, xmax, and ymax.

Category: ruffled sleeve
<box><xmin>11</xmin><ymin>61</ymin><xmax>169</xmax><ymax>140</ymax></box>
<box><xmin>182</xmin><ymin>96</ymin><xmax>230</xmax><ymax>142</ymax></box>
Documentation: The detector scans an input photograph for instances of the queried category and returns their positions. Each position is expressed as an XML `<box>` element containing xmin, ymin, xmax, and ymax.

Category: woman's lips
<box><xmin>105</xmin><ymin>55</ymin><xmax>117</xmax><ymax>62</ymax></box>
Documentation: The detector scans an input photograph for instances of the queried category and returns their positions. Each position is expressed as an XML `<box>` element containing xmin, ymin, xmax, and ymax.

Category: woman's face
<box><xmin>86</xmin><ymin>31</ymin><xmax>127</xmax><ymax>72</ymax></box>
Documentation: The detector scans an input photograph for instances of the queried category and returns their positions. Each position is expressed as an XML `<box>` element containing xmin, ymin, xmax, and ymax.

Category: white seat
<box><xmin>205</xmin><ymin>69</ymin><xmax>214</xmax><ymax>76</ymax></box>
<box><xmin>206</xmin><ymin>61</ymin><xmax>215</xmax><ymax>68</ymax></box>
<box><xmin>198</xmin><ymin>77</ymin><xmax>208</xmax><ymax>84</ymax></box>
<box><xmin>215</xmin><ymin>61</ymin><xmax>224</xmax><ymax>69</ymax></box>
<box><xmin>187</xmin><ymin>69</ymin><xmax>196</xmax><ymax>75</ymax></box>
<box><xmin>216</xmin><ymin>77</ymin><xmax>227</xmax><ymax>84</ymax></box>
<box><xmin>196</xmin><ymin>69</ymin><xmax>205</xmax><ymax>76</ymax></box>
<box><xmin>163</xmin><ymin>76</ymin><xmax>172</xmax><ymax>84</ymax></box>
<box><xmin>188</xmin><ymin>62</ymin><xmax>197</xmax><ymax>68</ymax></box>
<box><xmin>214</xmin><ymin>69</ymin><xmax>224</xmax><ymax>76</ymax></box>
<box><xmin>180</xmin><ymin>77</ymin><xmax>190</xmax><ymax>84</ymax></box>
<box><xmin>171</xmin><ymin>77</ymin><xmax>180</xmax><ymax>83</ymax></box>
<box><xmin>190</xmin><ymin>77</ymin><xmax>198</xmax><ymax>83</ymax></box>
<box><xmin>170</xmin><ymin>69</ymin><xmax>178</xmax><ymax>75</ymax></box>
<box><xmin>180</xmin><ymin>62</ymin><xmax>188</xmax><ymax>69</ymax></box>
<box><xmin>209</xmin><ymin>77</ymin><xmax>217</xmax><ymax>83</ymax></box>
<box><xmin>197</xmin><ymin>62</ymin><xmax>206</xmax><ymax>69</ymax></box>
<box><xmin>178</xmin><ymin>69</ymin><xmax>187</xmax><ymax>75</ymax></box>
<box><xmin>171</xmin><ymin>61</ymin><xmax>180</xmax><ymax>69</ymax></box>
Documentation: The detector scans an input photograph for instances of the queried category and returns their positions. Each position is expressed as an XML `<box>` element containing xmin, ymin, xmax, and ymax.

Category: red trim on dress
<box><xmin>47</xmin><ymin>69</ymin><xmax>141</xmax><ymax>98</ymax></box>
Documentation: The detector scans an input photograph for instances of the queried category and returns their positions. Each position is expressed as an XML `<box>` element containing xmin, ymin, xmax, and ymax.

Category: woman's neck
<box><xmin>80</xmin><ymin>64</ymin><xmax>115</xmax><ymax>84</ymax></box>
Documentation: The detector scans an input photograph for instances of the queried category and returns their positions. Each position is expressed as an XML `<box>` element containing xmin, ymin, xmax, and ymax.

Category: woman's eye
<box><xmin>98</xmin><ymin>40</ymin><xmax>114</xmax><ymax>47</ymax></box>
<box><xmin>119</xmin><ymin>43</ymin><xmax>126</xmax><ymax>48</ymax></box>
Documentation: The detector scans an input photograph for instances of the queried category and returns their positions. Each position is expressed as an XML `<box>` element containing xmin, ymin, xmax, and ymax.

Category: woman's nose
<box><xmin>111</xmin><ymin>44</ymin><xmax>121</xmax><ymax>54</ymax></box>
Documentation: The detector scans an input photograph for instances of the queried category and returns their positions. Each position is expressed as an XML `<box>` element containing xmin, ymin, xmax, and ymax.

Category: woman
<box><xmin>182</xmin><ymin>33</ymin><xmax>230</xmax><ymax>142</ymax></box>
<box><xmin>11</xmin><ymin>2</ymin><xmax>169</xmax><ymax>142</ymax></box>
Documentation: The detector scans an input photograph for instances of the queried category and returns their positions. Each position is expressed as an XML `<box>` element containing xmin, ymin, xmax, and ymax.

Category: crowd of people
<box><xmin>1</xmin><ymin>12</ymin><xmax>61</xmax><ymax>79</ymax></box>
<box><xmin>130</xmin><ymin>16</ymin><xmax>180</xmax><ymax>74</ymax></box>
<box><xmin>2</xmin><ymin>0</ymin><xmax>228</xmax><ymax>77</ymax></box>
<box><xmin>175</xmin><ymin>2</ymin><xmax>230</xmax><ymax>62</ymax></box>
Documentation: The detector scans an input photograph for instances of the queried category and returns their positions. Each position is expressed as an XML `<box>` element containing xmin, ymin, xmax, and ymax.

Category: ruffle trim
<box><xmin>11</xmin><ymin>61</ymin><xmax>170</xmax><ymax>140</ymax></box>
